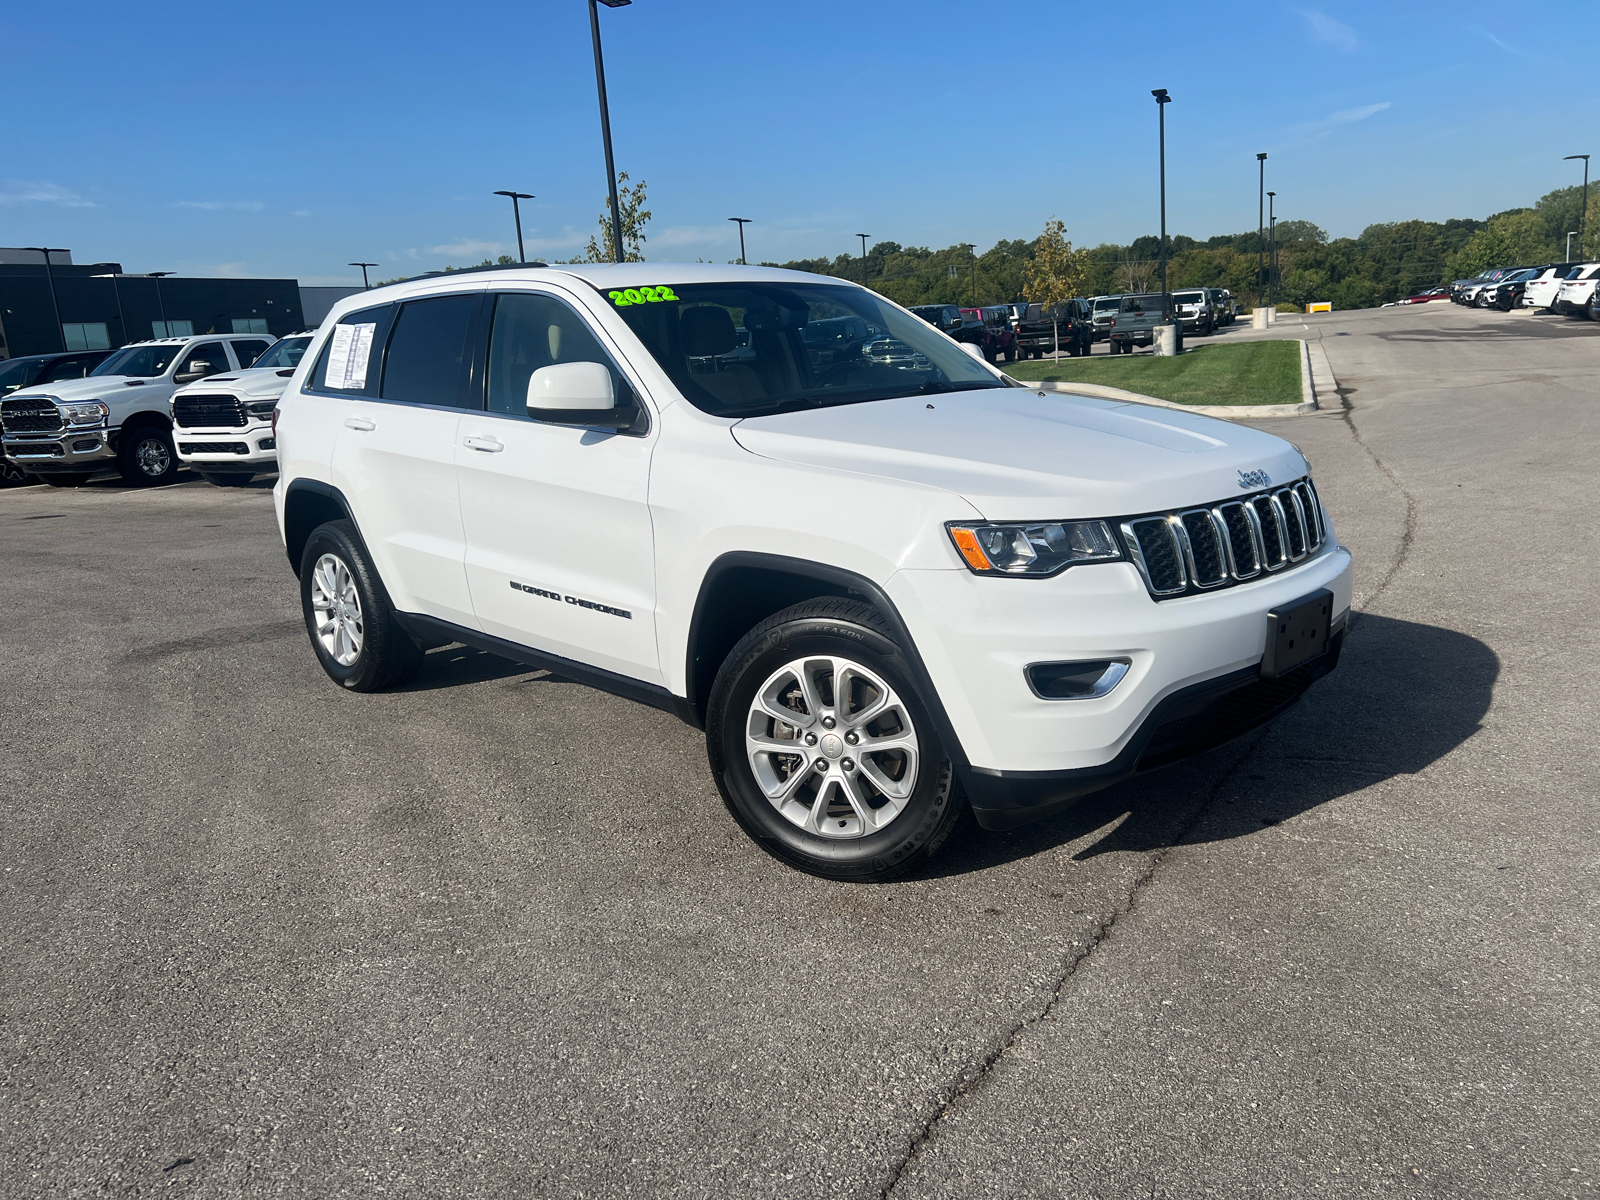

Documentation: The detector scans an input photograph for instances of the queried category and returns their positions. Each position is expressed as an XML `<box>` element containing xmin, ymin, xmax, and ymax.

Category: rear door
<box><xmin>323</xmin><ymin>289</ymin><xmax>483</xmax><ymax>628</ymax></box>
<box><xmin>454</xmin><ymin>286</ymin><xmax>661</xmax><ymax>683</ymax></box>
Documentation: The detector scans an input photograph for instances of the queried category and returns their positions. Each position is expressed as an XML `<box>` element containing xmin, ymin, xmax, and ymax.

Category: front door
<box><xmin>455</xmin><ymin>288</ymin><xmax>660</xmax><ymax>684</ymax></box>
<box><xmin>325</xmin><ymin>291</ymin><xmax>482</xmax><ymax>628</ymax></box>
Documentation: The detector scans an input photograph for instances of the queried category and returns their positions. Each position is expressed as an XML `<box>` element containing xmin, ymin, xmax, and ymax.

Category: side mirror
<box><xmin>526</xmin><ymin>361</ymin><xmax>638</xmax><ymax>429</ymax></box>
<box><xmin>959</xmin><ymin>342</ymin><xmax>986</xmax><ymax>362</ymax></box>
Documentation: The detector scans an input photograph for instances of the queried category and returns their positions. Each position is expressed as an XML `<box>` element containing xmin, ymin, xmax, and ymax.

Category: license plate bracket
<box><xmin>1261</xmin><ymin>588</ymin><xmax>1333</xmax><ymax>679</ymax></box>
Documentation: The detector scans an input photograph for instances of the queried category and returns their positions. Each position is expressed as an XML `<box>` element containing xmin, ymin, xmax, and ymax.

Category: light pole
<box><xmin>349</xmin><ymin>262</ymin><xmax>377</xmax><ymax>290</ymax></box>
<box><xmin>1267</xmin><ymin>191</ymin><xmax>1277</xmax><ymax>306</ymax></box>
<box><xmin>146</xmin><ymin>271</ymin><xmax>173</xmax><ymax>336</ymax></box>
<box><xmin>590</xmin><ymin>0</ymin><xmax>631</xmax><ymax>264</ymax></box>
<box><xmin>960</xmin><ymin>243</ymin><xmax>976</xmax><ymax>306</ymax></box>
<box><xmin>728</xmin><ymin>217</ymin><xmax>751</xmax><ymax>265</ymax></box>
<box><xmin>89</xmin><ymin>266</ymin><xmax>127</xmax><ymax>347</ymax></box>
<box><xmin>1564</xmin><ymin>154</ymin><xmax>1590</xmax><ymax>257</ymax></box>
<box><xmin>1568</xmin><ymin>231</ymin><xmax>1579</xmax><ymax>261</ymax></box>
<box><xmin>856</xmin><ymin>233</ymin><xmax>871</xmax><ymax>285</ymax></box>
<box><xmin>22</xmin><ymin>247</ymin><xmax>69</xmax><ymax>351</ymax></box>
<box><xmin>1256</xmin><ymin>152</ymin><xmax>1267</xmax><ymax>309</ymax></box>
<box><xmin>1152</xmin><ymin>89</ymin><xmax>1171</xmax><ymax>315</ymax></box>
<box><xmin>493</xmin><ymin>191</ymin><xmax>534</xmax><ymax>263</ymax></box>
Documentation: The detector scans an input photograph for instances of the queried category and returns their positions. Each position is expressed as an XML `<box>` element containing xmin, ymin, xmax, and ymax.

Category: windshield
<box><xmin>1092</xmin><ymin>297</ymin><xmax>1121</xmax><ymax>312</ymax></box>
<box><xmin>1503</xmin><ymin>270</ymin><xmax>1536</xmax><ymax>283</ymax></box>
<box><xmin>1173</xmin><ymin>291</ymin><xmax>1203</xmax><ymax>304</ymax></box>
<box><xmin>0</xmin><ymin>357</ymin><xmax>45</xmax><ymax>395</ymax></box>
<box><xmin>91</xmin><ymin>344</ymin><xmax>182</xmax><ymax>378</ymax></box>
<box><xmin>605</xmin><ymin>281</ymin><xmax>1005</xmax><ymax>417</ymax></box>
<box><xmin>251</xmin><ymin>336</ymin><xmax>313</xmax><ymax>370</ymax></box>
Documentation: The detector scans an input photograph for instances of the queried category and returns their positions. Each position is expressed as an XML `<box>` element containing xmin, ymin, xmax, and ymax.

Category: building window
<box><xmin>63</xmin><ymin>322</ymin><xmax>111</xmax><ymax>351</ymax></box>
<box><xmin>152</xmin><ymin>320</ymin><xmax>194</xmax><ymax>338</ymax></box>
<box><xmin>231</xmin><ymin>317</ymin><xmax>270</xmax><ymax>334</ymax></box>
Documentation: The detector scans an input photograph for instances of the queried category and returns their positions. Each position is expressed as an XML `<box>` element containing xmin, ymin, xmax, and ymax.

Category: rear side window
<box><xmin>231</xmin><ymin>339</ymin><xmax>272</xmax><ymax>368</ymax></box>
<box><xmin>308</xmin><ymin>304</ymin><xmax>395</xmax><ymax>396</ymax></box>
<box><xmin>381</xmin><ymin>294</ymin><xmax>480</xmax><ymax>408</ymax></box>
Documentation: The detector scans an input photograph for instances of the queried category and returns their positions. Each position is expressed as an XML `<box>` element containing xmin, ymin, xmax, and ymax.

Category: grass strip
<box><xmin>1002</xmin><ymin>340</ymin><xmax>1302</xmax><ymax>406</ymax></box>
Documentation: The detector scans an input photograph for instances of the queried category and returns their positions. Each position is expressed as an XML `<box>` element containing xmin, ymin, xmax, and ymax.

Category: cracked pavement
<box><xmin>2</xmin><ymin>301</ymin><xmax>1596</xmax><ymax>1198</ymax></box>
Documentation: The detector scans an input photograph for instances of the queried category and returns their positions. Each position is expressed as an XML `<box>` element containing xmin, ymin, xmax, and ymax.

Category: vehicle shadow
<box><xmin>922</xmin><ymin>614</ymin><xmax>1498</xmax><ymax>877</ymax></box>
<box><xmin>395</xmin><ymin>643</ymin><xmax>550</xmax><ymax>692</ymax></box>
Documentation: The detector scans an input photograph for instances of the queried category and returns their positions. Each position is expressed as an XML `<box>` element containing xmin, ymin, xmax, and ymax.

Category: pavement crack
<box><xmin>880</xmin><ymin>740</ymin><xmax>1264</xmax><ymax>1198</ymax></box>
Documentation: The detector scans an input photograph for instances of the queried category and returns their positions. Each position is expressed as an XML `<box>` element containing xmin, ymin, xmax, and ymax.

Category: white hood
<box><xmin>9</xmin><ymin>375</ymin><xmax>160</xmax><ymax>403</ymax></box>
<box><xmin>731</xmin><ymin>388</ymin><xmax>1308</xmax><ymax>517</ymax></box>
<box><xmin>172</xmin><ymin>367</ymin><xmax>293</xmax><ymax>401</ymax></box>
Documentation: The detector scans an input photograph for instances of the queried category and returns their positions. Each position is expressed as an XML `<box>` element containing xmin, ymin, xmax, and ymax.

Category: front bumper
<box><xmin>886</xmin><ymin>543</ymin><xmax>1354</xmax><ymax>828</ymax></box>
<box><xmin>174</xmin><ymin>426</ymin><xmax>278</xmax><ymax>468</ymax></box>
<box><xmin>2</xmin><ymin>429</ymin><xmax>115</xmax><ymax>472</ymax></box>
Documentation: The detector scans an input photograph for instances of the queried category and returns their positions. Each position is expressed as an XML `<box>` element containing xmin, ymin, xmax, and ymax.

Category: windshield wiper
<box><xmin>719</xmin><ymin>395</ymin><xmax>826</xmax><ymax>418</ymax></box>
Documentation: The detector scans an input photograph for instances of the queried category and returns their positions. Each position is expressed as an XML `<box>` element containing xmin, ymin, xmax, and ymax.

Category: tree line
<box><xmin>767</xmin><ymin>185</ymin><xmax>1599</xmax><ymax>312</ymax></box>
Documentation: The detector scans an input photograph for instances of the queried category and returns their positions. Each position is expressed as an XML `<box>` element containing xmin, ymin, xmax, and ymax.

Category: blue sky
<box><xmin>2</xmin><ymin>1</ymin><xmax>1592</xmax><ymax>286</ymax></box>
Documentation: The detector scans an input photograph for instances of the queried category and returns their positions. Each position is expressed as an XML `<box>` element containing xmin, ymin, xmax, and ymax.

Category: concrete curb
<box><xmin>1299</xmin><ymin>338</ymin><xmax>1314</xmax><ymax>408</ymax></box>
<box><xmin>1307</xmin><ymin>339</ymin><xmax>1337</xmax><ymax>403</ymax></box>
<box><xmin>1028</xmin><ymin>377</ymin><xmax>1315</xmax><ymax>419</ymax></box>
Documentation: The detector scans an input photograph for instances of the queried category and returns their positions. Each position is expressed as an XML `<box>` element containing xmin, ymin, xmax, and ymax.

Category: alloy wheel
<box><xmin>745</xmin><ymin>655</ymin><xmax>919</xmax><ymax>839</ymax></box>
<box><xmin>135</xmin><ymin>435</ymin><xmax>171</xmax><ymax>477</ymax></box>
<box><xmin>310</xmin><ymin>553</ymin><xmax>364</xmax><ymax>666</ymax></box>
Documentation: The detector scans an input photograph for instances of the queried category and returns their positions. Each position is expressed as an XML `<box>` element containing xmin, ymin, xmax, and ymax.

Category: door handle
<box><xmin>463</xmin><ymin>435</ymin><xmax>504</xmax><ymax>453</ymax></box>
<box><xmin>344</xmin><ymin>417</ymin><xmax>376</xmax><ymax>431</ymax></box>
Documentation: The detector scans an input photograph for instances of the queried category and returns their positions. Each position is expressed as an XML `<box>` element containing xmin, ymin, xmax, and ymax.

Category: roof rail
<box><xmin>412</xmin><ymin>261</ymin><xmax>550</xmax><ymax>282</ymax></box>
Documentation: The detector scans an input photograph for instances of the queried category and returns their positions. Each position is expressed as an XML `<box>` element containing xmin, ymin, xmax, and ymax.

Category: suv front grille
<box><xmin>1</xmin><ymin>398</ymin><xmax>63</xmax><ymax>434</ymax></box>
<box><xmin>1120</xmin><ymin>477</ymin><xmax>1326</xmax><ymax>600</ymax></box>
<box><xmin>179</xmin><ymin>441</ymin><xmax>249</xmax><ymax>455</ymax></box>
<box><xmin>173</xmin><ymin>394</ymin><xmax>246</xmax><ymax>428</ymax></box>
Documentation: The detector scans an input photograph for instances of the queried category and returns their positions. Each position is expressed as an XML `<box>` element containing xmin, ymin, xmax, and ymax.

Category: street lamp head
<box><xmin>1267</xmin><ymin>190</ymin><xmax>1276</xmax><ymax>197</ymax></box>
<box><xmin>1151</xmin><ymin>88</ymin><xmax>1170</xmax><ymax>104</ymax></box>
<box><xmin>595</xmin><ymin>0</ymin><xmax>631</xmax><ymax>5</ymax></box>
<box><xmin>147</xmin><ymin>271</ymin><xmax>173</xmax><ymax>278</ymax></box>
<box><xmin>1565</xmin><ymin>154</ymin><xmax>1590</xmax><ymax>162</ymax></box>
<box><xmin>494</xmin><ymin>190</ymin><xmax>534</xmax><ymax>200</ymax></box>
<box><xmin>728</xmin><ymin>217</ymin><xmax>750</xmax><ymax>223</ymax></box>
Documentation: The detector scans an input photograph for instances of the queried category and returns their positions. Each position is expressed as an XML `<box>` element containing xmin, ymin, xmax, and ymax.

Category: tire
<box><xmin>299</xmin><ymin>520</ymin><xmax>422</xmax><ymax>692</ymax></box>
<box><xmin>200</xmin><ymin>472</ymin><xmax>254</xmax><ymax>487</ymax></box>
<box><xmin>705</xmin><ymin>598</ymin><xmax>964</xmax><ymax>882</ymax></box>
<box><xmin>117</xmin><ymin>425</ymin><xmax>178</xmax><ymax>487</ymax></box>
<box><xmin>41</xmin><ymin>473</ymin><xmax>92</xmax><ymax>488</ymax></box>
<box><xmin>1004</xmin><ymin>344</ymin><xmax>1016</xmax><ymax>363</ymax></box>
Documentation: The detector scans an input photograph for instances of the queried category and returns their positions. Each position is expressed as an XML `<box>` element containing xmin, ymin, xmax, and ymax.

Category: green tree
<box><xmin>1023</xmin><ymin>218</ymin><xmax>1089</xmax><ymax>355</ymax></box>
<box><xmin>575</xmin><ymin>172</ymin><xmax>651</xmax><ymax>263</ymax></box>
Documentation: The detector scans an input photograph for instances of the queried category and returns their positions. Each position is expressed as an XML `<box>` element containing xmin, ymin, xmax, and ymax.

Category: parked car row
<box><xmin>1445</xmin><ymin>262</ymin><xmax>1600</xmax><ymax>315</ymax></box>
<box><xmin>0</xmin><ymin>331</ymin><xmax>313</xmax><ymax>489</ymax></box>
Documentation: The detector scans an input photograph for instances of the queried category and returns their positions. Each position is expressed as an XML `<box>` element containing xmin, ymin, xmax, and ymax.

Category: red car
<box><xmin>1399</xmin><ymin>286</ymin><xmax>1451</xmax><ymax>304</ymax></box>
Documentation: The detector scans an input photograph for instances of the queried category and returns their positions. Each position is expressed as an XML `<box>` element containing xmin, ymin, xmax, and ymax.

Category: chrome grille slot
<box><xmin>1121</xmin><ymin>517</ymin><xmax>1187</xmax><ymax>595</ymax></box>
<box><xmin>179</xmin><ymin>441</ymin><xmax>250</xmax><ymax>455</ymax></box>
<box><xmin>1215</xmin><ymin>502</ymin><xmax>1261</xmax><ymax>579</ymax></box>
<box><xmin>173</xmin><ymin>394</ymin><xmax>246</xmax><ymax>429</ymax></box>
<box><xmin>1293</xmin><ymin>481</ymin><xmax>1323</xmax><ymax>548</ymax></box>
<box><xmin>2</xmin><ymin>398</ymin><xmax>63</xmax><ymax>434</ymax></box>
<box><xmin>1178</xmin><ymin>510</ymin><xmax>1229</xmax><ymax>588</ymax></box>
<box><xmin>1252</xmin><ymin>495</ymin><xmax>1286</xmax><ymax>568</ymax></box>
<box><xmin>1277</xmin><ymin>489</ymin><xmax>1308</xmax><ymax>560</ymax></box>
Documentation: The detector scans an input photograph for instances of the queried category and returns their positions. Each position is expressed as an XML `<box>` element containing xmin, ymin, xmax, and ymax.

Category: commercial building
<box><xmin>0</xmin><ymin>249</ymin><xmax>321</xmax><ymax>359</ymax></box>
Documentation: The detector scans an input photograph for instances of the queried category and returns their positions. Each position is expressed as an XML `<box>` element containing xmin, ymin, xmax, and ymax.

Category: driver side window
<box><xmin>485</xmin><ymin>292</ymin><xmax>634</xmax><ymax>419</ymax></box>
<box><xmin>176</xmin><ymin>342</ymin><xmax>229</xmax><ymax>382</ymax></box>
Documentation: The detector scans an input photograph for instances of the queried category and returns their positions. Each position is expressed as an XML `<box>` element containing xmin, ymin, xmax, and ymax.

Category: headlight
<box><xmin>947</xmin><ymin>520</ymin><xmax>1123</xmax><ymax>576</ymax></box>
<box><xmin>60</xmin><ymin>402</ymin><xmax>109</xmax><ymax>426</ymax></box>
<box><xmin>245</xmin><ymin>401</ymin><xmax>276</xmax><ymax>417</ymax></box>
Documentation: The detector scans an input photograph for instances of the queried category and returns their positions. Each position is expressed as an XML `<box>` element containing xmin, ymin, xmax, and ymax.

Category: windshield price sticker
<box><xmin>608</xmin><ymin>286</ymin><xmax>680</xmax><ymax>307</ymax></box>
<box><xmin>326</xmin><ymin>322</ymin><xmax>376</xmax><ymax>390</ymax></box>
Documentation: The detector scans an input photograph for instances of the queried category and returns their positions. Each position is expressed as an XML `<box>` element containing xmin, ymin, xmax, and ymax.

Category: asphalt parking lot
<box><xmin>2</xmin><ymin>301</ymin><xmax>1596</xmax><ymax>1199</ymax></box>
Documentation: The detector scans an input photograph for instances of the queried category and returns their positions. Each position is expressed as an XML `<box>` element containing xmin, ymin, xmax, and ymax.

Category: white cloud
<box><xmin>173</xmin><ymin>200</ymin><xmax>265</xmax><ymax>212</ymax></box>
<box><xmin>427</xmin><ymin>239</ymin><xmax>509</xmax><ymax>257</ymax></box>
<box><xmin>1297</xmin><ymin>9</ymin><xmax>1359</xmax><ymax>50</ymax></box>
<box><xmin>0</xmin><ymin>179</ymin><xmax>95</xmax><ymax>207</ymax></box>
<box><xmin>292</xmin><ymin>209</ymin><xmax>312</xmax><ymax>218</ymax></box>
<box><xmin>654</xmin><ymin>225</ymin><xmax>733</xmax><ymax>249</ymax></box>
<box><xmin>177</xmin><ymin>261</ymin><xmax>250</xmax><ymax>277</ymax></box>
<box><xmin>1325</xmin><ymin>101</ymin><xmax>1391</xmax><ymax>124</ymax></box>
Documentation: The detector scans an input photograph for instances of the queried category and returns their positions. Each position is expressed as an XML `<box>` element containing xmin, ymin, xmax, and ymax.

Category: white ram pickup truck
<box><xmin>171</xmin><ymin>333</ymin><xmax>314</xmax><ymax>485</ymax></box>
<box><xmin>273</xmin><ymin>264</ymin><xmax>1353</xmax><ymax>881</ymax></box>
<box><xmin>0</xmin><ymin>334</ymin><xmax>271</xmax><ymax>487</ymax></box>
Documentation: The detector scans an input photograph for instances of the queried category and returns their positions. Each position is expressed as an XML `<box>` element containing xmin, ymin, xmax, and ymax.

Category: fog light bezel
<box><xmin>1025</xmin><ymin>658</ymin><xmax>1132</xmax><ymax>701</ymax></box>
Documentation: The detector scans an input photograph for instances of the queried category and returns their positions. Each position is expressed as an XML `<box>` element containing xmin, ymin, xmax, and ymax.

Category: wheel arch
<box><xmin>683</xmin><ymin>551</ymin><xmax>972</xmax><ymax>775</ymax></box>
<box><xmin>283</xmin><ymin>478</ymin><xmax>358</xmax><ymax>577</ymax></box>
<box><xmin>111</xmin><ymin>407</ymin><xmax>172</xmax><ymax>448</ymax></box>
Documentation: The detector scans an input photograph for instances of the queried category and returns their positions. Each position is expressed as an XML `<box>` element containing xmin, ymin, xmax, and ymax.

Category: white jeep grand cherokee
<box><xmin>274</xmin><ymin>264</ymin><xmax>1352</xmax><ymax>881</ymax></box>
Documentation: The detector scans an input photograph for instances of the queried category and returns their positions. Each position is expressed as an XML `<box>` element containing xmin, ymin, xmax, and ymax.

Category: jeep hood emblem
<box><xmin>1237</xmin><ymin>468</ymin><xmax>1271</xmax><ymax>489</ymax></box>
